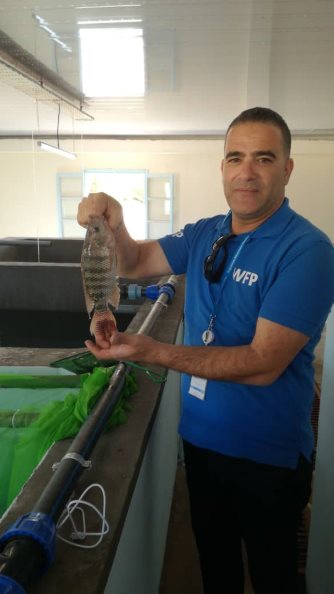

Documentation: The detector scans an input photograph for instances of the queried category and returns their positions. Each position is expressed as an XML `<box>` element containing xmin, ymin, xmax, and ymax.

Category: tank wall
<box><xmin>0</xmin><ymin>238</ymin><xmax>83</xmax><ymax>263</ymax></box>
<box><xmin>104</xmin><ymin>323</ymin><xmax>183</xmax><ymax>594</ymax></box>
<box><xmin>0</xmin><ymin>262</ymin><xmax>143</xmax><ymax>347</ymax></box>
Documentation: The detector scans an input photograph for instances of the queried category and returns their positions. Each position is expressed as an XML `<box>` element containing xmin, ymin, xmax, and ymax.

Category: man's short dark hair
<box><xmin>226</xmin><ymin>107</ymin><xmax>291</xmax><ymax>156</ymax></box>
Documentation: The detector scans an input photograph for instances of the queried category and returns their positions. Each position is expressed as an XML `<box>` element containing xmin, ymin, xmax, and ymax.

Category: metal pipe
<box><xmin>137</xmin><ymin>275</ymin><xmax>177</xmax><ymax>336</ymax></box>
<box><xmin>0</xmin><ymin>275</ymin><xmax>177</xmax><ymax>594</ymax></box>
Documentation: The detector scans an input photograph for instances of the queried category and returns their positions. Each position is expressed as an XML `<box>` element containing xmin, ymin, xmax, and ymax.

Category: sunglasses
<box><xmin>204</xmin><ymin>233</ymin><xmax>235</xmax><ymax>283</ymax></box>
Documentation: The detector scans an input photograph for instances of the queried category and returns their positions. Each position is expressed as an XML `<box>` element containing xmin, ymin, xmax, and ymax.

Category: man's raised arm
<box><xmin>77</xmin><ymin>192</ymin><xmax>172</xmax><ymax>279</ymax></box>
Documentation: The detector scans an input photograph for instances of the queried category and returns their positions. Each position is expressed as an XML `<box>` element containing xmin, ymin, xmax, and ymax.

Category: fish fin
<box><xmin>108</xmin><ymin>283</ymin><xmax>120</xmax><ymax>311</ymax></box>
<box><xmin>82</xmin><ymin>274</ymin><xmax>95</xmax><ymax>316</ymax></box>
<box><xmin>90</xmin><ymin>310</ymin><xmax>117</xmax><ymax>338</ymax></box>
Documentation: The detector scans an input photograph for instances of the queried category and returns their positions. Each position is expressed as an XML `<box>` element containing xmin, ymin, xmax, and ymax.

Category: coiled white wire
<box><xmin>56</xmin><ymin>483</ymin><xmax>109</xmax><ymax>549</ymax></box>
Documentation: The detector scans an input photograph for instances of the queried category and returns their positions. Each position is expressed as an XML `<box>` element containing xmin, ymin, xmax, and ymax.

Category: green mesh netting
<box><xmin>0</xmin><ymin>365</ymin><xmax>137</xmax><ymax>517</ymax></box>
<box><xmin>50</xmin><ymin>350</ymin><xmax>115</xmax><ymax>374</ymax></box>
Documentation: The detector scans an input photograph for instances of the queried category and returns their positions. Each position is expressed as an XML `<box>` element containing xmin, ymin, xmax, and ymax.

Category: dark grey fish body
<box><xmin>81</xmin><ymin>216</ymin><xmax>120</xmax><ymax>335</ymax></box>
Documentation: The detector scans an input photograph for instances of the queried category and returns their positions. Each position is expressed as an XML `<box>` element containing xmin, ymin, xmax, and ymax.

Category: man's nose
<box><xmin>238</xmin><ymin>160</ymin><xmax>256</xmax><ymax>179</ymax></box>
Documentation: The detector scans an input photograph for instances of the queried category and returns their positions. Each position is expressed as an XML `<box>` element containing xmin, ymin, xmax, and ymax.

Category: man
<box><xmin>77</xmin><ymin>107</ymin><xmax>334</xmax><ymax>594</ymax></box>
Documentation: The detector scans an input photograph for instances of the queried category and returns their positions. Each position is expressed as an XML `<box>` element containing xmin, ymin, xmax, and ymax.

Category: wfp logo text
<box><xmin>233</xmin><ymin>268</ymin><xmax>258</xmax><ymax>286</ymax></box>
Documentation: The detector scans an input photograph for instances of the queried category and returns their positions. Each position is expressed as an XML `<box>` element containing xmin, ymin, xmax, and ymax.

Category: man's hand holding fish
<box><xmin>78</xmin><ymin>191</ymin><xmax>124</xmax><ymax>234</ymax></box>
<box><xmin>78</xmin><ymin>192</ymin><xmax>173</xmax><ymax>281</ymax></box>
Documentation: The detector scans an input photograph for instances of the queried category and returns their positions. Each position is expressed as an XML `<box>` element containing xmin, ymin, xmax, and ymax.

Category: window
<box><xmin>84</xmin><ymin>170</ymin><xmax>146</xmax><ymax>239</ymax></box>
<box><xmin>57</xmin><ymin>170</ymin><xmax>174</xmax><ymax>240</ymax></box>
<box><xmin>79</xmin><ymin>27</ymin><xmax>145</xmax><ymax>97</ymax></box>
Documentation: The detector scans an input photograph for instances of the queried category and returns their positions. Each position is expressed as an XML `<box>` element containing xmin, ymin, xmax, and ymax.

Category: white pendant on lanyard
<box><xmin>202</xmin><ymin>329</ymin><xmax>215</xmax><ymax>346</ymax></box>
<box><xmin>202</xmin><ymin>315</ymin><xmax>216</xmax><ymax>345</ymax></box>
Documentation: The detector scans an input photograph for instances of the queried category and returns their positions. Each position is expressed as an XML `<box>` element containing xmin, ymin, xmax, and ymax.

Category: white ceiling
<box><xmin>0</xmin><ymin>0</ymin><xmax>334</xmax><ymax>137</ymax></box>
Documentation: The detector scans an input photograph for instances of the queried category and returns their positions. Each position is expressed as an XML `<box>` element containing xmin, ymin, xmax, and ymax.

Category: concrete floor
<box><xmin>159</xmin><ymin>464</ymin><xmax>204</xmax><ymax>594</ymax></box>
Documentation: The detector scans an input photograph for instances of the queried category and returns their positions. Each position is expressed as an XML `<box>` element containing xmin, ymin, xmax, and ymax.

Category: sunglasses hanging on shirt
<box><xmin>203</xmin><ymin>233</ymin><xmax>236</xmax><ymax>283</ymax></box>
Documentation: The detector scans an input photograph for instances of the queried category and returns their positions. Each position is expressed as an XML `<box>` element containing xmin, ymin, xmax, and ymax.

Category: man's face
<box><xmin>221</xmin><ymin>122</ymin><xmax>294</xmax><ymax>223</ymax></box>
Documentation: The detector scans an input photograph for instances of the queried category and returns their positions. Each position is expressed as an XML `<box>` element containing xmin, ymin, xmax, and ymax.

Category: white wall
<box><xmin>0</xmin><ymin>137</ymin><xmax>333</xmax><ymax>240</ymax></box>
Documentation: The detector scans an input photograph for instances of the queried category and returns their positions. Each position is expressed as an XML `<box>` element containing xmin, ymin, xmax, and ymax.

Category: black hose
<box><xmin>33</xmin><ymin>363</ymin><xmax>127</xmax><ymax>519</ymax></box>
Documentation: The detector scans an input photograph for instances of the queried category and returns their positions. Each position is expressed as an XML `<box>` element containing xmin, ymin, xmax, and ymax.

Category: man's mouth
<box><xmin>234</xmin><ymin>187</ymin><xmax>258</xmax><ymax>193</ymax></box>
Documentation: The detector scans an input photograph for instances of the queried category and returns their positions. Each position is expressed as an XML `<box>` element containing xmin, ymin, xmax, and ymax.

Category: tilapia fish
<box><xmin>81</xmin><ymin>216</ymin><xmax>120</xmax><ymax>337</ymax></box>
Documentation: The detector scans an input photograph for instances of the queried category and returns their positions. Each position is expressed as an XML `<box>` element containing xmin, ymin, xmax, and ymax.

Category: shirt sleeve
<box><xmin>158</xmin><ymin>222</ymin><xmax>198</xmax><ymax>275</ymax></box>
<box><xmin>259</xmin><ymin>240</ymin><xmax>334</xmax><ymax>336</ymax></box>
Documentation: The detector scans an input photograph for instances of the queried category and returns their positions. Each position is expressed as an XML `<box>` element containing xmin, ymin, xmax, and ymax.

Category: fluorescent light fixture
<box><xmin>77</xmin><ymin>18</ymin><xmax>142</xmax><ymax>25</ymax></box>
<box><xmin>75</xmin><ymin>4</ymin><xmax>141</xmax><ymax>9</ymax></box>
<box><xmin>38</xmin><ymin>141</ymin><xmax>76</xmax><ymax>160</ymax></box>
<box><xmin>79</xmin><ymin>27</ymin><xmax>145</xmax><ymax>97</ymax></box>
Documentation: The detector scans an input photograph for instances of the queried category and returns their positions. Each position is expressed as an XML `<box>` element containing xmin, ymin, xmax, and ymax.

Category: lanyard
<box><xmin>203</xmin><ymin>233</ymin><xmax>251</xmax><ymax>346</ymax></box>
<box><xmin>211</xmin><ymin>233</ymin><xmax>250</xmax><ymax>298</ymax></box>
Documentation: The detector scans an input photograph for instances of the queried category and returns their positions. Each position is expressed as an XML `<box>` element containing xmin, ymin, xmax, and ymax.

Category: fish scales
<box><xmin>81</xmin><ymin>216</ymin><xmax>120</xmax><ymax>336</ymax></box>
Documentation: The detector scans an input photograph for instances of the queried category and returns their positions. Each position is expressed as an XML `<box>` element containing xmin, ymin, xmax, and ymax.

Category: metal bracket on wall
<box><xmin>0</xmin><ymin>30</ymin><xmax>94</xmax><ymax>121</ymax></box>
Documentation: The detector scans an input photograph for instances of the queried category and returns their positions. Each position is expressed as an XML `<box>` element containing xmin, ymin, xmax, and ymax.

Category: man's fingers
<box><xmin>85</xmin><ymin>340</ymin><xmax>111</xmax><ymax>359</ymax></box>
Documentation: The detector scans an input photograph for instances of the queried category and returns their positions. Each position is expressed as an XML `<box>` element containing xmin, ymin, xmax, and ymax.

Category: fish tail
<box><xmin>90</xmin><ymin>309</ymin><xmax>117</xmax><ymax>339</ymax></box>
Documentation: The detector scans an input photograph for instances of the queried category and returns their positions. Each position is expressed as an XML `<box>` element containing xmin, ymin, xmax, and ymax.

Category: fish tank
<box><xmin>0</xmin><ymin>237</ymin><xmax>146</xmax><ymax>348</ymax></box>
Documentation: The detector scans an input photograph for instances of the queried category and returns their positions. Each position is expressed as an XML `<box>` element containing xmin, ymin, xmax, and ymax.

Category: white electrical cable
<box><xmin>56</xmin><ymin>483</ymin><xmax>109</xmax><ymax>549</ymax></box>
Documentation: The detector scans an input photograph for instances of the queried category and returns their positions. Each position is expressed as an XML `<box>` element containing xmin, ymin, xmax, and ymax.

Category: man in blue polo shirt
<box><xmin>78</xmin><ymin>107</ymin><xmax>334</xmax><ymax>594</ymax></box>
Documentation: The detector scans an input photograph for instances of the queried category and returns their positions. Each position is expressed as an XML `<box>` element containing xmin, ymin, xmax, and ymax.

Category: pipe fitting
<box><xmin>0</xmin><ymin>575</ymin><xmax>27</xmax><ymax>594</ymax></box>
<box><xmin>0</xmin><ymin>512</ymin><xmax>55</xmax><ymax>570</ymax></box>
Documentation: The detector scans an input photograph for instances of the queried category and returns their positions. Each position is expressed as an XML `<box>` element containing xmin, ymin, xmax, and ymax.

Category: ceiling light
<box><xmin>77</xmin><ymin>18</ymin><xmax>142</xmax><ymax>25</ymax></box>
<box><xmin>75</xmin><ymin>4</ymin><xmax>141</xmax><ymax>9</ymax></box>
<box><xmin>37</xmin><ymin>104</ymin><xmax>76</xmax><ymax>159</ymax></box>
<box><xmin>37</xmin><ymin>141</ymin><xmax>76</xmax><ymax>160</ymax></box>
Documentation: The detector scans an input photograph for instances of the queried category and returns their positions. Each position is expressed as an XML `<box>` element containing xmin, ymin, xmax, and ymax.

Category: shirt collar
<box><xmin>216</xmin><ymin>198</ymin><xmax>294</xmax><ymax>239</ymax></box>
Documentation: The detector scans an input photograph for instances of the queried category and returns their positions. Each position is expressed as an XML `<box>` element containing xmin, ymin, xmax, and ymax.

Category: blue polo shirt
<box><xmin>159</xmin><ymin>199</ymin><xmax>334</xmax><ymax>468</ymax></box>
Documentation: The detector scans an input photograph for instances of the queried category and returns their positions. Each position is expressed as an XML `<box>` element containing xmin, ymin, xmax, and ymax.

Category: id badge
<box><xmin>189</xmin><ymin>376</ymin><xmax>207</xmax><ymax>400</ymax></box>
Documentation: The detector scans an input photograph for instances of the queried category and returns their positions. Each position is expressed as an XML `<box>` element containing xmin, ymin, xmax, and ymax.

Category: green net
<box><xmin>0</xmin><ymin>365</ymin><xmax>138</xmax><ymax>518</ymax></box>
<box><xmin>50</xmin><ymin>350</ymin><xmax>115</xmax><ymax>374</ymax></box>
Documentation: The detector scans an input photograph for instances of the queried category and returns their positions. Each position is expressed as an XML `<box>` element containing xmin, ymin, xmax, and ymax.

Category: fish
<box><xmin>81</xmin><ymin>216</ymin><xmax>120</xmax><ymax>338</ymax></box>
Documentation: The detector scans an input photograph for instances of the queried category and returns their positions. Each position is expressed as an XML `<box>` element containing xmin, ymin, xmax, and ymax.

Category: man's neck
<box><xmin>231</xmin><ymin>217</ymin><xmax>265</xmax><ymax>235</ymax></box>
<box><xmin>231</xmin><ymin>201</ymin><xmax>284</xmax><ymax>235</ymax></box>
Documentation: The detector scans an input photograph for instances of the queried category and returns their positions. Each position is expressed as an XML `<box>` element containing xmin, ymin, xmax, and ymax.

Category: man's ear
<box><xmin>284</xmin><ymin>158</ymin><xmax>294</xmax><ymax>185</ymax></box>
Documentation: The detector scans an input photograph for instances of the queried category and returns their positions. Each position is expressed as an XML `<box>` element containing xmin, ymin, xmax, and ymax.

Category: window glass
<box><xmin>84</xmin><ymin>171</ymin><xmax>146</xmax><ymax>239</ymax></box>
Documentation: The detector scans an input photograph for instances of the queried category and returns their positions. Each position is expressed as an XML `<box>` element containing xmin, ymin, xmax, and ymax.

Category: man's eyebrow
<box><xmin>253</xmin><ymin>150</ymin><xmax>277</xmax><ymax>159</ymax></box>
<box><xmin>225</xmin><ymin>150</ymin><xmax>277</xmax><ymax>160</ymax></box>
<box><xmin>225</xmin><ymin>151</ymin><xmax>243</xmax><ymax>159</ymax></box>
